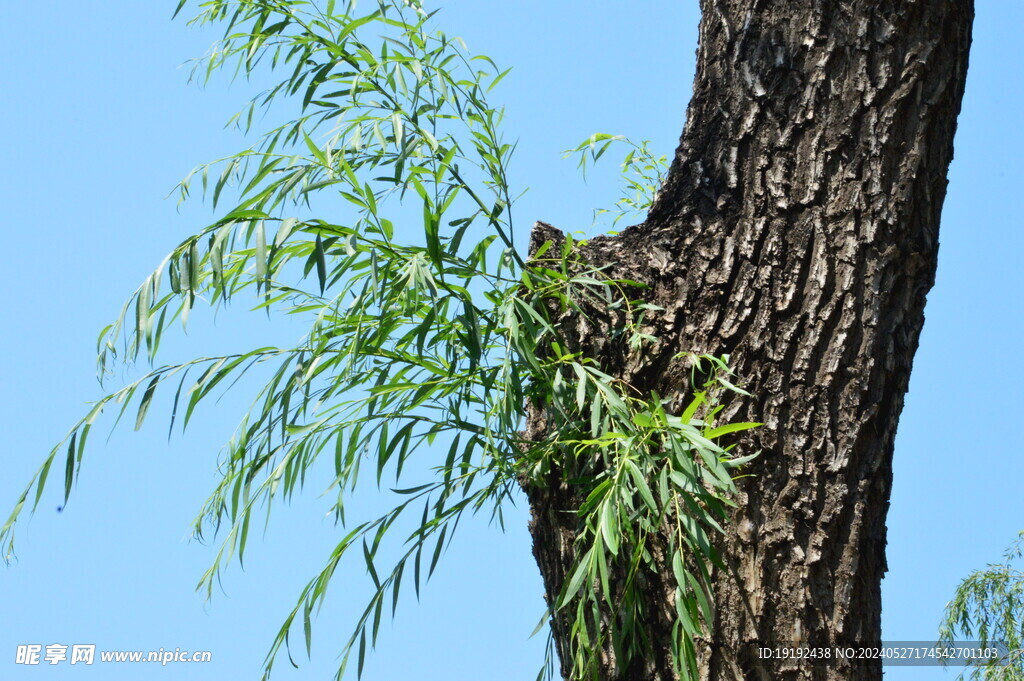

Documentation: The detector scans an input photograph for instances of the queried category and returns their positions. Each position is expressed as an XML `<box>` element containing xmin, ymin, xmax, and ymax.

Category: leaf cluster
<box><xmin>564</xmin><ymin>133</ymin><xmax>668</xmax><ymax>228</ymax></box>
<box><xmin>521</xmin><ymin>315</ymin><xmax>759</xmax><ymax>679</ymax></box>
<box><xmin>2</xmin><ymin>3</ymin><xmax>757</xmax><ymax>681</ymax></box>
<box><xmin>940</xmin><ymin>532</ymin><xmax>1024</xmax><ymax>681</ymax></box>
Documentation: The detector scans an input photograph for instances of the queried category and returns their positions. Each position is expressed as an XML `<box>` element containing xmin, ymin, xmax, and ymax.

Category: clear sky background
<box><xmin>1</xmin><ymin>2</ymin><xmax>1021</xmax><ymax>680</ymax></box>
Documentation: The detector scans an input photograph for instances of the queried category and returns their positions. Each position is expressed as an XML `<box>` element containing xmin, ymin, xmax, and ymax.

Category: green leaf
<box><xmin>684</xmin><ymin>568</ymin><xmax>713</xmax><ymax>630</ymax></box>
<box><xmin>338</xmin><ymin>9</ymin><xmax>381</xmax><ymax>41</ymax></box>
<box><xmin>314</xmin><ymin>233</ymin><xmax>327</xmax><ymax>294</ymax></box>
<box><xmin>275</xmin><ymin>217</ymin><xmax>299</xmax><ymax>247</ymax></box>
<box><xmin>703</xmin><ymin>422</ymin><xmax>762</xmax><ymax>440</ymax></box>
<box><xmin>362</xmin><ymin>539</ymin><xmax>380</xmax><ymax>589</ymax></box>
<box><xmin>303</xmin><ymin>130</ymin><xmax>328</xmax><ymax>167</ymax></box>
<box><xmin>135</xmin><ymin>376</ymin><xmax>159</xmax><ymax>431</ymax></box>
<box><xmin>723</xmin><ymin>450</ymin><xmax>761</xmax><ymax>468</ymax></box>
<box><xmin>624</xmin><ymin>460</ymin><xmax>658</xmax><ymax>513</ymax></box>
<box><xmin>255</xmin><ymin>220</ymin><xmax>268</xmax><ymax>281</ymax></box>
<box><xmin>559</xmin><ymin>548</ymin><xmax>593</xmax><ymax>608</ymax></box>
<box><xmin>631</xmin><ymin>411</ymin><xmax>654</xmax><ymax>428</ymax></box>
<box><xmin>600</xmin><ymin>500</ymin><xmax>620</xmax><ymax>555</ymax></box>
<box><xmin>62</xmin><ymin>434</ymin><xmax>77</xmax><ymax>504</ymax></box>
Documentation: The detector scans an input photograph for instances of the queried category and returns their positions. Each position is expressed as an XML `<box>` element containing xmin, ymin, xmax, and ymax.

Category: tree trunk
<box><xmin>523</xmin><ymin>1</ymin><xmax>973</xmax><ymax>679</ymax></box>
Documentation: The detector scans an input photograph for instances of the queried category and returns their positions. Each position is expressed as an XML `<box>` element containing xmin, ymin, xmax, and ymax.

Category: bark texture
<box><xmin>523</xmin><ymin>1</ymin><xmax>974</xmax><ymax>679</ymax></box>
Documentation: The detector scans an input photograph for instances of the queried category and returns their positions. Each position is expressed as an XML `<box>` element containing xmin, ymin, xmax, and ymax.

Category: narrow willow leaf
<box><xmin>428</xmin><ymin>524</ymin><xmax>447</xmax><ymax>579</ymax></box>
<box><xmin>34</xmin><ymin>457</ymin><xmax>54</xmax><ymax>510</ymax></box>
<box><xmin>624</xmin><ymin>460</ymin><xmax>657</xmax><ymax>513</ymax></box>
<box><xmin>315</xmin><ymin>233</ymin><xmax>327</xmax><ymax>294</ymax></box>
<box><xmin>256</xmin><ymin>220</ymin><xmax>268</xmax><ymax>282</ymax></box>
<box><xmin>703</xmin><ymin>422</ymin><xmax>762</xmax><ymax>440</ymax></box>
<box><xmin>600</xmin><ymin>500</ymin><xmax>620</xmax><ymax>556</ymax></box>
<box><xmin>362</xmin><ymin>539</ymin><xmax>380</xmax><ymax>589</ymax></box>
<box><xmin>559</xmin><ymin>549</ymin><xmax>593</xmax><ymax>608</ymax></box>
<box><xmin>275</xmin><ymin>217</ymin><xmax>299</xmax><ymax>247</ymax></box>
<box><xmin>684</xmin><ymin>569</ymin><xmax>713</xmax><ymax>630</ymax></box>
<box><xmin>135</xmin><ymin>376</ymin><xmax>159</xmax><ymax>431</ymax></box>
<box><xmin>63</xmin><ymin>434</ymin><xmax>76</xmax><ymax>504</ymax></box>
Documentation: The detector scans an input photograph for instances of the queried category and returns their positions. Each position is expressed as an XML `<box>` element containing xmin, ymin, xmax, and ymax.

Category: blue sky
<box><xmin>1</xmin><ymin>2</ymin><xmax>1021</xmax><ymax>680</ymax></box>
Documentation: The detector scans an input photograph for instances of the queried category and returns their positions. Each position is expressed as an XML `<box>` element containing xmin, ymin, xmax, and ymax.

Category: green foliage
<box><xmin>1</xmin><ymin>2</ymin><xmax>756</xmax><ymax>680</ymax></box>
<box><xmin>564</xmin><ymin>133</ymin><xmax>668</xmax><ymax>228</ymax></box>
<box><xmin>940</xmin><ymin>531</ymin><xmax>1024</xmax><ymax>680</ymax></box>
<box><xmin>526</xmin><ymin>336</ymin><xmax>759</xmax><ymax>680</ymax></box>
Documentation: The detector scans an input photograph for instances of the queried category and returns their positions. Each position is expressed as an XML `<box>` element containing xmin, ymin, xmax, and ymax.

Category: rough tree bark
<box><xmin>522</xmin><ymin>1</ymin><xmax>974</xmax><ymax>680</ymax></box>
